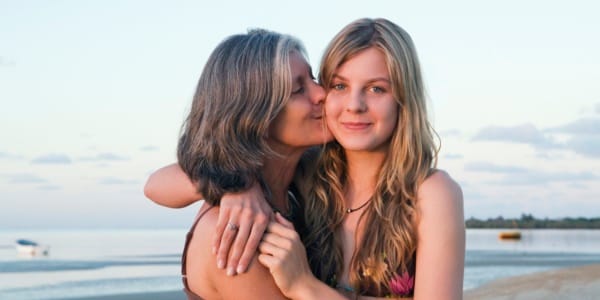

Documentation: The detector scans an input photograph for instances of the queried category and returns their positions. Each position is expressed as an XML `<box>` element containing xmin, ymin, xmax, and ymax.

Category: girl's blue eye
<box><xmin>372</xmin><ymin>86</ymin><xmax>384</xmax><ymax>93</ymax></box>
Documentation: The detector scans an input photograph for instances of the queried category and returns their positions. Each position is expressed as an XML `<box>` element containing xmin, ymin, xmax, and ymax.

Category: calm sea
<box><xmin>1</xmin><ymin>228</ymin><xmax>600</xmax><ymax>299</ymax></box>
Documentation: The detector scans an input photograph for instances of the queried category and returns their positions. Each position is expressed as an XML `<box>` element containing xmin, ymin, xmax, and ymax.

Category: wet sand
<box><xmin>465</xmin><ymin>264</ymin><xmax>600</xmax><ymax>300</ymax></box>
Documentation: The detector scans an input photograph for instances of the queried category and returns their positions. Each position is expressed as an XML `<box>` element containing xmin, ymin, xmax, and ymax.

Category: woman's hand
<box><xmin>215</xmin><ymin>182</ymin><xmax>273</xmax><ymax>276</ymax></box>
<box><xmin>258</xmin><ymin>213</ymin><xmax>315</xmax><ymax>298</ymax></box>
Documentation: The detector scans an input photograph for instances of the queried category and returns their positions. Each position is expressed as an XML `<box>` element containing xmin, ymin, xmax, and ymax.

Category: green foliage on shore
<box><xmin>466</xmin><ymin>214</ymin><xmax>600</xmax><ymax>229</ymax></box>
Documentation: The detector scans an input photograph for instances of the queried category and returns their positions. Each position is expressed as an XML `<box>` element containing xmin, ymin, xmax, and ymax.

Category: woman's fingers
<box><xmin>213</xmin><ymin>206</ymin><xmax>231</xmax><ymax>256</ymax></box>
<box><xmin>214</xmin><ymin>183</ymin><xmax>273</xmax><ymax>275</ymax></box>
<box><xmin>215</xmin><ymin>207</ymin><xmax>240</xmax><ymax>270</ymax></box>
<box><xmin>225</xmin><ymin>219</ymin><xmax>252</xmax><ymax>276</ymax></box>
<box><xmin>236</xmin><ymin>216</ymin><xmax>269</xmax><ymax>274</ymax></box>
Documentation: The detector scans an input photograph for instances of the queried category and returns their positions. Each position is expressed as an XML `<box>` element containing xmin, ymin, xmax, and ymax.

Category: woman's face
<box><xmin>268</xmin><ymin>51</ymin><xmax>333</xmax><ymax>150</ymax></box>
<box><xmin>325</xmin><ymin>47</ymin><xmax>398</xmax><ymax>153</ymax></box>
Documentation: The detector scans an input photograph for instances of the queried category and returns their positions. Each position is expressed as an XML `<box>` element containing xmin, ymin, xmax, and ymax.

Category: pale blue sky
<box><xmin>1</xmin><ymin>0</ymin><xmax>599</xmax><ymax>228</ymax></box>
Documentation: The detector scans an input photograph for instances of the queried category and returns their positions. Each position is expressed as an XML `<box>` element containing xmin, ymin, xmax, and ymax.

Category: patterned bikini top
<box><xmin>336</xmin><ymin>253</ymin><xmax>416</xmax><ymax>298</ymax></box>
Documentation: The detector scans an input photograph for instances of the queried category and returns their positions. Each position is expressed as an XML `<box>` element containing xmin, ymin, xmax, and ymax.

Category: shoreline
<box><xmin>465</xmin><ymin>263</ymin><xmax>600</xmax><ymax>299</ymax></box>
<box><xmin>61</xmin><ymin>264</ymin><xmax>600</xmax><ymax>300</ymax></box>
<box><xmin>59</xmin><ymin>290</ymin><xmax>187</xmax><ymax>300</ymax></box>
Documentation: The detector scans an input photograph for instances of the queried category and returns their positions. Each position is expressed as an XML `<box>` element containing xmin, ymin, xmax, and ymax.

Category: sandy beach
<box><xmin>465</xmin><ymin>264</ymin><xmax>600</xmax><ymax>300</ymax></box>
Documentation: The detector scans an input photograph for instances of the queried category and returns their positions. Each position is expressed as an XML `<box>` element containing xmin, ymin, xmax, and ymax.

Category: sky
<box><xmin>1</xmin><ymin>0</ymin><xmax>599</xmax><ymax>228</ymax></box>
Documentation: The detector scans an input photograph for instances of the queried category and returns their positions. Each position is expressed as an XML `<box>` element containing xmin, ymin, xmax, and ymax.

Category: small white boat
<box><xmin>16</xmin><ymin>239</ymin><xmax>49</xmax><ymax>256</ymax></box>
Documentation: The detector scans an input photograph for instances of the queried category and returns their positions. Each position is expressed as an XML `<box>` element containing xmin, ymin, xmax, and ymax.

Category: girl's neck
<box><xmin>343</xmin><ymin>149</ymin><xmax>386</xmax><ymax>207</ymax></box>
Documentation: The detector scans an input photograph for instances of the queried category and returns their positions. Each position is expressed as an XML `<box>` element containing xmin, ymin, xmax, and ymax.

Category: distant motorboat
<box><xmin>16</xmin><ymin>239</ymin><xmax>49</xmax><ymax>256</ymax></box>
<box><xmin>499</xmin><ymin>231</ymin><xmax>522</xmax><ymax>240</ymax></box>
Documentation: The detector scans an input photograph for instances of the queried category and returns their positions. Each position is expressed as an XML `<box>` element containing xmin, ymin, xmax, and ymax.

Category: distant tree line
<box><xmin>465</xmin><ymin>214</ymin><xmax>600</xmax><ymax>229</ymax></box>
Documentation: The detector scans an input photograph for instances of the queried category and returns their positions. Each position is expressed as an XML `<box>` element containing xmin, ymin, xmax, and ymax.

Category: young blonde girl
<box><xmin>258</xmin><ymin>18</ymin><xmax>464</xmax><ymax>299</ymax></box>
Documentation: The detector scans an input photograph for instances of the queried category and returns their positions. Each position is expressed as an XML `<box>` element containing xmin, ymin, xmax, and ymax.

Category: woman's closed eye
<box><xmin>292</xmin><ymin>86</ymin><xmax>305</xmax><ymax>95</ymax></box>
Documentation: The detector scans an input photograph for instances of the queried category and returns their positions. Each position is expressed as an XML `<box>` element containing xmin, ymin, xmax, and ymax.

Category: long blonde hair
<box><xmin>303</xmin><ymin>18</ymin><xmax>439</xmax><ymax>294</ymax></box>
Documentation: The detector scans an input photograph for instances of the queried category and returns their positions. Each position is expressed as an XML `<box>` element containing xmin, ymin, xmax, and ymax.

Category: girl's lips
<box><xmin>341</xmin><ymin>122</ymin><xmax>371</xmax><ymax>130</ymax></box>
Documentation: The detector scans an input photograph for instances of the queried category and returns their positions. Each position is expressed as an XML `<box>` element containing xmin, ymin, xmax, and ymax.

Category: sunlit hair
<box><xmin>303</xmin><ymin>18</ymin><xmax>439</xmax><ymax>294</ymax></box>
<box><xmin>178</xmin><ymin>29</ymin><xmax>306</xmax><ymax>205</ymax></box>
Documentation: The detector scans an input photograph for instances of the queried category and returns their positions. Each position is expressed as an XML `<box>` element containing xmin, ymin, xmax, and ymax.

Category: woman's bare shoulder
<box><xmin>188</xmin><ymin>206</ymin><xmax>288</xmax><ymax>300</ymax></box>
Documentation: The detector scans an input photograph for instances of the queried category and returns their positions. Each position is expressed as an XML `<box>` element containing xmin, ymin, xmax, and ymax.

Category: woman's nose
<box><xmin>309</xmin><ymin>82</ymin><xmax>326</xmax><ymax>105</ymax></box>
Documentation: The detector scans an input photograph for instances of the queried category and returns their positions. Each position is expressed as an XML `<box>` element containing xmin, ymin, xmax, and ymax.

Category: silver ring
<box><xmin>227</xmin><ymin>222</ymin><xmax>239</xmax><ymax>231</ymax></box>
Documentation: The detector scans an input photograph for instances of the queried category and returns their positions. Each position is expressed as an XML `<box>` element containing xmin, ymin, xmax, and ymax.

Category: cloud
<box><xmin>0</xmin><ymin>151</ymin><xmax>23</xmax><ymax>160</ymax></box>
<box><xmin>6</xmin><ymin>173</ymin><xmax>48</xmax><ymax>184</ymax></box>
<box><xmin>596</xmin><ymin>103</ymin><xmax>600</xmax><ymax>114</ymax></box>
<box><xmin>80</xmin><ymin>152</ymin><xmax>130</xmax><ymax>162</ymax></box>
<box><xmin>494</xmin><ymin>170</ymin><xmax>597</xmax><ymax>185</ymax></box>
<box><xmin>38</xmin><ymin>185</ymin><xmax>62</xmax><ymax>190</ymax></box>
<box><xmin>470</xmin><ymin>121</ymin><xmax>600</xmax><ymax>158</ymax></box>
<box><xmin>444</xmin><ymin>153</ymin><xmax>463</xmax><ymax>159</ymax></box>
<box><xmin>0</xmin><ymin>56</ymin><xmax>15</xmax><ymax>67</ymax></box>
<box><xmin>567</xmin><ymin>135</ymin><xmax>600</xmax><ymax>158</ymax></box>
<box><xmin>98</xmin><ymin>177</ymin><xmax>139</xmax><ymax>185</ymax></box>
<box><xmin>547</xmin><ymin>118</ymin><xmax>600</xmax><ymax>135</ymax></box>
<box><xmin>439</xmin><ymin>129</ymin><xmax>461</xmax><ymax>138</ymax></box>
<box><xmin>465</xmin><ymin>161</ymin><xmax>528</xmax><ymax>174</ymax></box>
<box><xmin>31</xmin><ymin>153</ymin><xmax>72</xmax><ymax>164</ymax></box>
<box><xmin>140</xmin><ymin>145</ymin><xmax>159</xmax><ymax>152</ymax></box>
<box><xmin>471</xmin><ymin>123</ymin><xmax>557</xmax><ymax>147</ymax></box>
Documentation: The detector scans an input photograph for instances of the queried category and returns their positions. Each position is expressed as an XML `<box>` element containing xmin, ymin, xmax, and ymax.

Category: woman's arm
<box><xmin>259</xmin><ymin>214</ymin><xmax>349</xmax><ymax>300</ymax></box>
<box><xmin>144</xmin><ymin>163</ymin><xmax>201</xmax><ymax>208</ymax></box>
<box><xmin>413</xmin><ymin>170</ymin><xmax>465</xmax><ymax>300</ymax></box>
<box><xmin>143</xmin><ymin>162</ymin><xmax>272</xmax><ymax>276</ymax></box>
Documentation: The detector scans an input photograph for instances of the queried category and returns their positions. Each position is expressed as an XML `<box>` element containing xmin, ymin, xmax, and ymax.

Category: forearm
<box><xmin>144</xmin><ymin>163</ymin><xmax>202</xmax><ymax>208</ymax></box>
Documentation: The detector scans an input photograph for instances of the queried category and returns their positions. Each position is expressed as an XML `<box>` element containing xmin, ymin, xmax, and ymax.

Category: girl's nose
<box><xmin>345</xmin><ymin>90</ymin><xmax>367</xmax><ymax>112</ymax></box>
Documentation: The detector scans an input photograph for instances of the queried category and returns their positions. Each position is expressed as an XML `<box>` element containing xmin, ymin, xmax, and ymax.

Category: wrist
<box><xmin>288</xmin><ymin>274</ymin><xmax>321</xmax><ymax>300</ymax></box>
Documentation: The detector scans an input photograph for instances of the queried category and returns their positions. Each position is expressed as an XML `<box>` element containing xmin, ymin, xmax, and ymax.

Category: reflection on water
<box><xmin>464</xmin><ymin>229</ymin><xmax>600</xmax><ymax>290</ymax></box>
<box><xmin>468</xmin><ymin>229</ymin><xmax>600</xmax><ymax>253</ymax></box>
<box><xmin>0</xmin><ymin>229</ymin><xmax>599</xmax><ymax>298</ymax></box>
<box><xmin>0</xmin><ymin>229</ymin><xmax>185</xmax><ymax>300</ymax></box>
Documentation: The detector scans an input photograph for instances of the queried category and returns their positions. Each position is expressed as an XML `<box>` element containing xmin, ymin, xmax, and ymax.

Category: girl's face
<box><xmin>325</xmin><ymin>47</ymin><xmax>398</xmax><ymax>153</ymax></box>
<box><xmin>268</xmin><ymin>51</ymin><xmax>333</xmax><ymax>150</ymax></box>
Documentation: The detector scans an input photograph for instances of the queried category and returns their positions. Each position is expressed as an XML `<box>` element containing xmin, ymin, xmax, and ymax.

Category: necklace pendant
<box><xmin>346</xmin><ymin>208</ymin><xmax>352</xmax><ymax>213</ymax></box>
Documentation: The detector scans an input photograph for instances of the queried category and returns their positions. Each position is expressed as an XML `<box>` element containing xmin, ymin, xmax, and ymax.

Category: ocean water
<box><xmin>464</xmin><ymin>229</ymin><xmax>600</xmax><ymax>290</ymax></box>
<box><xmin>0</xmin><ymin>229</ymin><xmax>185</xmax><ymax>299</ymax></box>
<box><xmin>1</xmin><ymin>229</ymin><xmax>600</xmax><ymax>299</ymax></box>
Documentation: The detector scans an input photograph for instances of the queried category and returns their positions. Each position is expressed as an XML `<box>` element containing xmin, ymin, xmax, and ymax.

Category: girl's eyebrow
<box><xmin>367</xmin><ymin>77</ymin><xmax>391</xmax><ymax>84</ymax></box>
<box><xmin>332</xmin><ymin>74</ymin><xmax>390</xmax><ymax>84</ymax></box>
